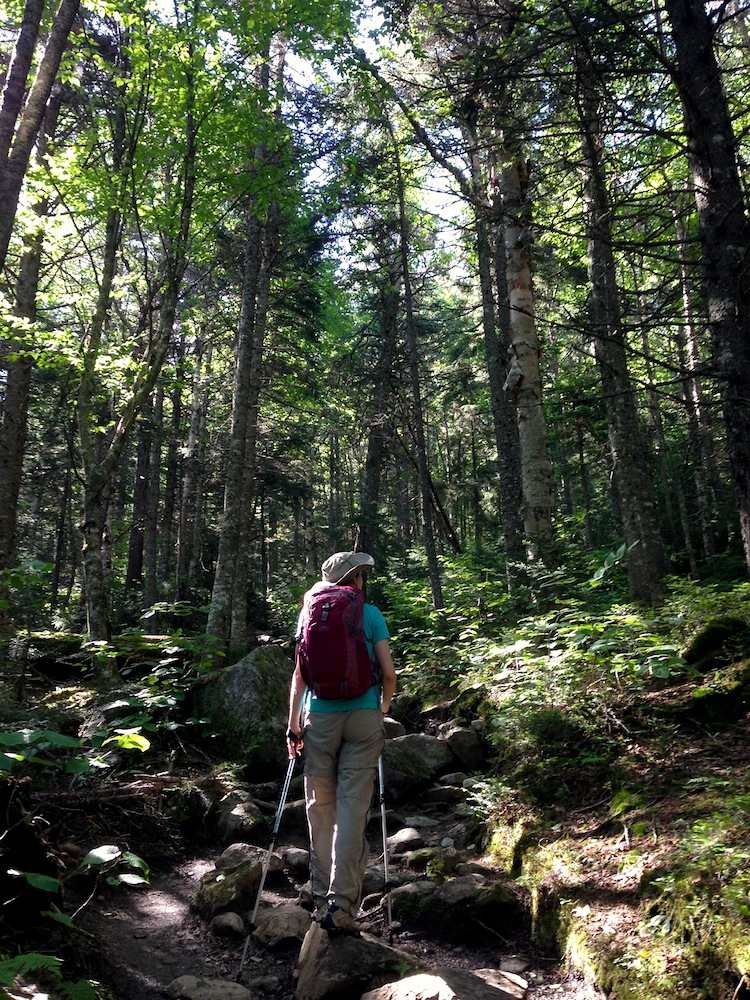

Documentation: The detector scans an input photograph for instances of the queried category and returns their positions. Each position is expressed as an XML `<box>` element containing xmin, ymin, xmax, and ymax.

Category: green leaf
<box><xmin>0</xmin><ymin>953</ymin><xmax>62</xmax><ymax>985</ymax></box>
<box><xmin>7</xmin><ymin>869</ymin><xmax>60</xmax><ymax>892</ymax></box>
<box><xmin>121</xmin><ymin>851</ymin><xmax>149</xmax><ymax>874</ymax></box>
<box><xmin>114</xmin><ymin>873</ymin><xmax>149</xmax><ymax>885</ymax></box>
<box><xmin>65</xmin><ymin>757</ymin><xmax>93</xmax><ymax>774</ymax></box>
<box><xmin>102</xmin><ymin>731</ymin><xmax>151</xmax><ymax>752</ymax></box>
<box><xmin>81</xmin><ymin>845</ymin><xmax>121</xmax><ymax>866</ymax></box>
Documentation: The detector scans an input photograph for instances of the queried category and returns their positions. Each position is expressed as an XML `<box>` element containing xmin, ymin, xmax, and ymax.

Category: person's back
<box><xmin>286</xmin><ymin>551</ymin><xmax>396</xmax><ymax>933</ymax></box>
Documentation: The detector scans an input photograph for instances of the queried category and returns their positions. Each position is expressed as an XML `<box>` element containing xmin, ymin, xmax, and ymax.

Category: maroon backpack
<box><xmin>297</xmin><ymin>585</ymin><xmax>380</xmax><ymax>699</ymax></box>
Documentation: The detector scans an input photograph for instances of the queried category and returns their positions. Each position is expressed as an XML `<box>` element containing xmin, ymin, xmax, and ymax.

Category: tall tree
<box><xmin>0</xmin><ymin>0</ymin><xmax>80</xmax><ymax>272</ymax></box>
<box><xmin>663</xmin><ymin>0</ymin><xmax>750</xmax><ymax>573</ymax></box>
<box><xmin>206</xmin><ymin>42</ymin><xmax>283</xmax><ymax>649</ymax></box>
<box><xmin>75</xmin><ymin>5</ymin><xmax>200</xmax><ymax>646</ymax></box>
<box><xmin>391</xmin><ymin>128</ymin><xmax>444</xmax><ymax>609</ymax></box>
<box><xmin>573</xmin><ymin>36</ymin><xmax>668</xmax><ymax>603</ymax></box>
<box><xmin>0</xmin><ymin>86</ymin><xmax>63</xmax><ymax>599</ymax></box>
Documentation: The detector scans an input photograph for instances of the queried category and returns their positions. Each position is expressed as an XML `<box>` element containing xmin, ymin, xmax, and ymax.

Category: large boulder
<box><xmin>252</xmin><ymin>903</ymin><xmax>311</xmax><ymax>946</ymax></box>
<box><xmin>360</xmin><ymin>967</ymin><xmax>527</xmax><ymax>1000</ymax></box>
<box><xmin>294</xmin><ymin>923</ymin><xmax>421</xmax><ymax>1000</ymax></box>
<box><xmin>216</xmin><ymin>791</ymin><xmax>266</xmax><ymax>843</ymax></box>
<box><xmin>192</xmin><ymin>844</ymin><xmax>283</xmax><ymax>918</ymax></box>
<box><xmin>166</xmin><ymin>977</ymin><xmax>257</xmax><ymax>1000</ymax></box>
<box><xmin>392</xmin><ymin>734</ymin><xmax>456</xmax><ymax>777</ymax></box>
<box><xmin>381</xmin><ymin>735</ymin><xmax>457</xmax><ymax>800</ymax></box>
<box><xmin>192</xmin><ymin>646</ymin><xmax>294</xmax><ymax>776</ymax></box>
<box><xmin>442</xmin><ymin>725</ymin><xmax>485</xmax><ymax>771</ymax></box>
<box><xmin>418</xmin><ymin>875</ymin><xmax>529</xmax><ymax>943</ymax></box>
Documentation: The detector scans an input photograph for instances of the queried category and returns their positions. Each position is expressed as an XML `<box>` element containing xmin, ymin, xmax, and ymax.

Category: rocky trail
<box><xmin>75</xmin><ymin>763</ymin><xmax>603</xmax><ymax>1000</ymax></box>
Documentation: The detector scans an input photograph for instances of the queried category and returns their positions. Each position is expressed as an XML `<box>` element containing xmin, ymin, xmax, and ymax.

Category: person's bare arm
<box><xmin>375</xmin><ymin>638</ymin><xmax>396</xmax><ymax>716</ymax></box>
<box><xmin>286</xmin><ymin>658</ymin><xmax>306</xmax><ymax>758</ymax></box>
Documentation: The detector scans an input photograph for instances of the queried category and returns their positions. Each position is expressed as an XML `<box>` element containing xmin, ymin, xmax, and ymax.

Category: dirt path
<box><xmin>79</xmin><ymin>855</ymin><xmax>603</xmax><ymax>1000</ymax></box>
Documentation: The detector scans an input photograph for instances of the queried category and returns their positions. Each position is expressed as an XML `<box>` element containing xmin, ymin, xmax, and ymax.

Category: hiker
<box><xmin>286</xmin><ymin>550</ymin><xmax>397</xmax><ymax>933</ymax></box>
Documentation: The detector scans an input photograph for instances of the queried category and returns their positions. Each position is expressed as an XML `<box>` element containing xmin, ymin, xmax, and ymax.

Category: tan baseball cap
<box><xmin>321</xmin><ymin>551</ymin><xmax>375</xmax><ymax>585</ymax></box>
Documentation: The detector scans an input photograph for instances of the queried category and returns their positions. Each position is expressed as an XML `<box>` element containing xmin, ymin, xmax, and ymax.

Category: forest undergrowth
<box><xmin>1</xmin><ymin>554</ymin><xmax>749</xmax><ymax>999</ymax></box>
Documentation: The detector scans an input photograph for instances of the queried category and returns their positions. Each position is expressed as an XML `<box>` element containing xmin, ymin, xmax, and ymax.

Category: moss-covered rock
<box><xmin>690</xmin><ymin>658</ymin><xmax>750</xmax><ymax>724</ymax></box>
<box><xmin>414</xmin><ymin>873</ymin><xmax>529</xmax><ymax>943</ymax></box>
<box><xmin>191</xmin><ymin>645</ymin><xmax>294</xmax><ymax>778</ymax></box>
<box><xmin>380</xmin><ymin>738</ymin><xmax>434</xmax><ymax>800</ymax></box>
<box><xmin>681</xmin><ymin>616</ymin><xmax>750</xmax><ymax>672</ymax></box>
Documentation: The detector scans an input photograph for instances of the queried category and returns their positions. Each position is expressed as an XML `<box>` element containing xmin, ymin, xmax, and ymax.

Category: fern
<box><xmin>0</xmin><ymin>953</ymin><xmax>62</xmax><ymax>986</ymax></box>
<box><xmin>60</xmin><ymin>979</ymin><xmax>103</xmax><ymax>1000</ymax></box>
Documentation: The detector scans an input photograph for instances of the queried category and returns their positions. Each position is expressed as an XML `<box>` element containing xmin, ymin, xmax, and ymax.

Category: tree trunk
<box><xmin>51</xmin><ymin>449</ymin><xmax>73</xmax><ymax>612</ymax></box>
<box><xmin>125</xmin><ymin>397</ymin><xmax>153</xmax><ymax>595</ymax></box>
<box><xmin>0</xmin><ymin>0</ymin><xmax>80</xmax><ymax>270</ymax></box>
<box><xmin>575</xmin><ymin>41</ymin><xmax>667</xmax><ymax>604</ymax></box>
<box><xmin>157</xmin><ymin>361</ymin><xmax>182</xmax><ymax>590</ymax></box>
<box><xmin>392</xmin><ymin>135</ymin><xmax>444</xmax><ymax>610</ymax></box>
<box><xmin>206</xmin><ymin>202</ymin><xmax>265</xmax><ymax>643</ymax></box>
<box><xmin>303</xmin><ymin>502</ymin><xmax>318</xmax><ymax>580</ymax></box>
<box><xmin>143</xmin><ymin>384</ymin><xmax>164</xmax><ymax>609</ymax></box>
<box><xmin>77</xmin><ymin>202</ymin><xmax>121</xmax><ymax>646</ymax></box>
<box><xmin>358</xmin><ymin>255</ymin><xmax>400</xmax><ymax>557</ymax></box>
<box><xmin>496</xmin><ymin>155</ymin><xmax>558</xmax><ymax>568</ymax></box>
<box><xmin>664</xmin><ymin>0</ymin><xmax>750</xmax><ymax>571</ymax></box>
<box><xmin>468</xmin><ymin>140</ymin><xmax>526</xmax><ymax>582</ymax></box>
<box><xmin>177</xmin><ymin>338</ymin><xmax>208</xmax><ymax>600</ymax></box>
<box><xmin>80</xmin><ymin>466</ymin><xmax>113</xmax><ymax>647</ymax></box>
<box><xmin>0</xmin><ymin>0</ymin><xmax>45</xmax><ymax>179</ymax></box>
<box><xmin>672</xmin><ymin>207</ymin><xmax>719</xmax><ymax>568</ymax></box>
<box><xmin>0</xmin><ymin>84</ymin><xmax>62</xmax><ymax>622</ymax></box>
<box><xmin>230</xmin><ymin>202</ymin><xmax>280</xmax><ymax>652</ymax></box>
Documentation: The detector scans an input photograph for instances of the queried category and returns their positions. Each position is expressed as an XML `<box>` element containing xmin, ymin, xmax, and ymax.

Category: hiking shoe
<box><xmin>319</xmin><ymin>903</ymin><xmax>360</xmax><ymax>934</ymax></box>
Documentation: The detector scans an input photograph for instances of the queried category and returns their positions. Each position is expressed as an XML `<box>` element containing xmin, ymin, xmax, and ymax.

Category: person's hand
<box><xmin>286</xmin><ymin>728</ymin><xmax>303</xmax><ymax>759</ymax></box>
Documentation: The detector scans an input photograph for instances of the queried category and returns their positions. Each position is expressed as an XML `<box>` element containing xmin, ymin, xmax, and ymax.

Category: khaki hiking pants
<box><xmin>303</xmin><ymin>708</ymin><xmax>384</xmax><ymax>916</ymax></box>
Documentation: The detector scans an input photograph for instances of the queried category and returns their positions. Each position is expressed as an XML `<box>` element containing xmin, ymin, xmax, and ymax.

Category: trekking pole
<box><xmin>237</xmin><ymin>754</ymin><xmax>296</xmax><ymax>979</ymax></box>
<box><xmin>377</xmin><ymin>755</ymin><xmax>393</xmax><ymax>944</ymax></box>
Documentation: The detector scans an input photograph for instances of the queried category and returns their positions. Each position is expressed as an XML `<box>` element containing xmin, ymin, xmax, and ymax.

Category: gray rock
<box><xmin>294</xmin><ymin>922</ymin><xmax>420</xmax><ymax>1000</ymax></box>
<box><xmin>191</xmin><ymin>646</ymin><xmax>293</xmax><ymax>773</ymax></box>
<box><xmin>166</xmin><ymin>976</ymin><xmax>257</xmax><ymax>1000</ymax></box>
<box><xmin>209</xmin><ymin>912</ymin><xmax>246</xmax><ymax>937</ymax></box>
<box><xmin>193</xmin><ymin>846</ymin><xmax>283</xmax><ymax>919</ymax></box>
<box><xmin>282</xmin><ymin>846</ymin><xmax>310</xmax><ymax>876</ymax></box>
<box><xmin>216</xmin><ymin>843</ymin><xmax>267</xmax><ymax>871</ymax></box>
<box><xmin>440</xmin><ymin>771</ymin><xmax>469</xmax><ymax>786</ymax></box>
<box><xmin>362</xmin><ymin>863</ymin><xmax>409</xmax><ymax>898</ymax></box>
<box><xmin>388</xmin><ymin>828</ymin><xmax>425</xmax><ymax>854</ymax></box>
<box><xmin>252</xmin><ymin>903</ymin><xmax>311</xmax><ymax>945</ymax></box>
<box><xmin>432</xmin><ymin>873</ymin><xmax>486</xmax><ymax>903</ymax></box>
<box><xmin>388</xmin><ymin>879</ymin><xmax>438</xmax><ymax>922</ymax></box>
<box><xmin>424</xmin><ymin>785</ymin><xmax>467</xmax><ymax>804</ymax></box>
<box><xmin>499</xmin><ymin>957</ymin><xmax>531</xmax><ymax>975</ymax></box>
<box><xmin>380</xmin><ymin>740</ymin><xmax>433</xmax><ymax>800</ymax></box>
<box><xmin>216</xmin><ymin>793</ymin><xmax>265</xmax><ymax>843</ymax></box>
<box><xmin>384</xmin><ymin>717</ymin><xmax>407</xmax><ymax>738</ymax></box>
<box><xmin>403</xmin><ymin>815</ymin><xmax>437</xmax><ymax>829</ymax></box>
<box><xmin>391</xmin><ymin>734</ymin><xmax>456</xmax><ymax>777</ymax></box>
<box><xmin>360</xmin><ymin>967</ymin><xmax>527</xmax><ymax>999</ymax></box>
<box><xmin>415</xmin><ymin>875</ymin><xmax>528</xmax><ymax>941</ymax></box>
<box><xmin>474</xmin><ymin>969</ymin><xmax>528</xmax><ymax>996</ymax></box>
<box><xmin>279</xmin><ymin>797</ymin><xmax>309</xmax><ymax>836</ymax></box>
<box><xmin>444</xmin><ymin>726</ymin><xmax>485</xmax><ymax>770</ymax></box>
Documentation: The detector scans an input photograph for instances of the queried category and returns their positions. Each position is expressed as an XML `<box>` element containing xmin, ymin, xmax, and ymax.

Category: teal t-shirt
<box><xmin>298</xmin><ymin>600</ymin><xmax>390</xmax><ymax>714</ymax></box>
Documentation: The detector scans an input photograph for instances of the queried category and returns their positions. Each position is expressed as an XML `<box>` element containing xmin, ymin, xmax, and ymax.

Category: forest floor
<box><xmin>73</xmin><ymin>833</ymin><xmax>604</xmax><ymax>1000</ymax></box>
<box><xmin>67</xmin><ymin>698</ymin><xmax>750</xmax><ymax>1000</ymax></box>
<box><xmin>4</xmin><ymin>658</ymin><xmax>750</xmax><ymax>1000</ymax></box>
